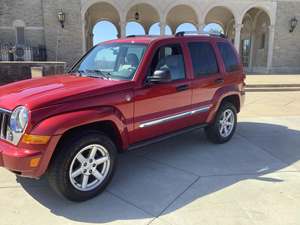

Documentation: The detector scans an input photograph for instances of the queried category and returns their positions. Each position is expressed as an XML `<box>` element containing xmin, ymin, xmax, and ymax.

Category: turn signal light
<box><xmin>22</xmin><ymin>134</ymin><xmax>50</xmax><ymax>145</ymax></box>
<box><xmin>30</xmin><ymin>157</ymin><xmax>41</xmax><ymax>168</ymax></box>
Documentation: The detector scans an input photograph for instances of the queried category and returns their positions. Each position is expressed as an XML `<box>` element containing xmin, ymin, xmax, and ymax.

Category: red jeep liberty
<box><xmin>0</xmin><ymin>32</ymin><xmax>245</xmax><ymax>201</ymax></box>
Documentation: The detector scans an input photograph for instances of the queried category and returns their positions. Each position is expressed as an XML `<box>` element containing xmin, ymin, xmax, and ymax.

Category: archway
<box><xmin>176</xmin><ymin>23</ymin><xmax>197</xmax><ymax>33</ymax></box>
<box><xmin>93</xmin><ymin>21</ymin><xmax>118</xmax><ymax>45</ymax></box>
<box><xmin>126</xmin><ymin>3</ymin><xmax>160</xmax><ymax>34</ymax></box>
<box><xmin>166</xmin><ymin>5</ymin><xmax>198</xmax><ymax>34</ymax></box>
<box><xmin>149</xmin><ymin>22</ymin><xmax>172</xmax><ymax>35</ymax></box>
<box><xmin>203</xmin><ymin>23</ymin><xmax>224</xmax><ymax>34</ymax></box>
<box><xmin>241</xmin><ymin>8</ymin><xmax>271</xmax><ymax>71</ymax></box>
<box><xmin>84</xmin><ymin>2</ymin><xmax>120</xmax><ymax>50</ymax></box>
<box><xmin>126</xmin><ymin>21</ymin><xmax>146</xmax><ymax>36</ymax></box>
<box><xmin>205</xmin><ymin>6</ymin><xmax>235</xmax><ymax>38</ymax></box>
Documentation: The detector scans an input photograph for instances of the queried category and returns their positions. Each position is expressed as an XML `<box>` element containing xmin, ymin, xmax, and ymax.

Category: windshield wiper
<box><xmin>85</xmin><ymin>69</ymin><xmax>111</xmax><ymax>80</ymax></box>
<box><xmin>71</xmin><ymin>70</ymin><xmax>85</xmax><ymax>77</ymax></box>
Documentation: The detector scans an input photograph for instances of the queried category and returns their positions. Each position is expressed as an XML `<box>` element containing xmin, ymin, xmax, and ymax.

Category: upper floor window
<box><xmin>188</xmin><ymin>42</ymin><xmax>219</xmax><ymax>77</ymax></box>
<box><xmin>13</xmin><ymin>20</ymin><xmax>26</xmax><ymax>45</ymax></box>
<box><xmin>16</xmin><ymin>27</ymin><xmax>25</xmax><ymax>45</ymax></box>
<box><xmin>217</xmin><ymin>42</ymin><xmax>239</xmax><ymax>72</ymax></box>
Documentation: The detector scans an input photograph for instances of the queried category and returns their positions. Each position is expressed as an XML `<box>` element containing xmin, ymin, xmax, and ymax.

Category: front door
<box><xmin>130</xmin><ymin>42</ymin><xmax>192</xmax><ymax>144</ymax></box>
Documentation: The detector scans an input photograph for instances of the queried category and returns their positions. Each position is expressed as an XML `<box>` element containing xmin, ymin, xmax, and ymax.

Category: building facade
<box><xmin>0</xmin><ymin>0</ymin><xmax>299</xmax><ymax>73</ymax></box>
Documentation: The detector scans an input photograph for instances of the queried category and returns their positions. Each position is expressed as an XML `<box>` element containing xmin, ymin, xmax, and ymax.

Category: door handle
<box><xmin>214</xmin><ymin>78</ymin><xmax>224</xmax><ymax>84</ymax></box>
<box><xmin>176</xmin><ymin>84</ymin><xmax>189</xmax><ymax>92</ymax></box>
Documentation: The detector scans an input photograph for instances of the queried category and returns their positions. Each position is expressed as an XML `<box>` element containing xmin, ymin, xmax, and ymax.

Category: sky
<box><xmin>93</xmin><ymin>21</ymin><xmax>223</xmax><ymax>45</ymax></box>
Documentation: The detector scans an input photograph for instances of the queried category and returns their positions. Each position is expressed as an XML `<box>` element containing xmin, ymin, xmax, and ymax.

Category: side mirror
<box><xmin>147</xmin><ymin>69</ymin><xmax>172</xmax><ymax>84</ymax></box>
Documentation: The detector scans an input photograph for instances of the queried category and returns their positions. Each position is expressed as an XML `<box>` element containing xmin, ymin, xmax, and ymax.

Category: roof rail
<box><xmin>175</xmin><ymin>31</ymin><xmax>226</xmax><ymax>38</ymax></box>
<box><xmin>126</xmin><ymin>35</ymin><xmax>161</xmax><ymax>38</ymax></box>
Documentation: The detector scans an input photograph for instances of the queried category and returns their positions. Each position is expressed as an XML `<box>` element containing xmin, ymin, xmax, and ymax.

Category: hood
<box><xmin>0</xmin><ymin>74</ymin><xmax>132</xmax><ymax>110</ymax></box>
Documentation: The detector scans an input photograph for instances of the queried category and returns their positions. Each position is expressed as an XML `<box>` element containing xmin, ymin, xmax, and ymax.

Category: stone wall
<box><xmin>0</xmin><ymin>62</ymin><xmax>66</xmax><ymax>85</ymax></box>
<box><xmin>0</xmin><ymin>0</ymin><xmax>45</xmax><ymax>47</ymax></box>
<box><xmin>272</xmin><ymin>1</ymin><xmax>300</xmax><ymax>74</ymax></box>
<box><xmin>42</xmin><ymin>0</ymin><xmax>83</xmax><ymax>69</ymax></box>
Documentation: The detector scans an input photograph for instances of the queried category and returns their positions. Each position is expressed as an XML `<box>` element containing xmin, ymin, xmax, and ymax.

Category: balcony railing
<box><xmin>0</xmin><ymin>44</ymin><xmax>47</xmax><ymax>62</ymax></box>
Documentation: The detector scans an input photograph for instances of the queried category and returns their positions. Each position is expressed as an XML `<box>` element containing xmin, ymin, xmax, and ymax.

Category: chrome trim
<box><xmin>0</xmin><ymin>108</ymin><xmax>11</xmax><ymax>141</ymax></box>
<box><xmin>0</xmin><ymin>108</ymin><xmax>12</xmax><ymax>114</ymax></box>
<box><xmin>139</xmin><ymin>105</ymin><xmax>211</xmax><ymax>128</ymax></box>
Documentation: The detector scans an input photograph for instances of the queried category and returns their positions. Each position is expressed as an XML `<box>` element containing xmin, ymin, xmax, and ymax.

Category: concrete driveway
<box><xmin>1</xmin><ymin>92</ymin><xmax>300</xmax><ymax>225</ymax></box>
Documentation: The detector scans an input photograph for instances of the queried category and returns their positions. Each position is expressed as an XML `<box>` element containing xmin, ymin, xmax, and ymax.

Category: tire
<box><xmin>47</xmin><ymin>130</ymin><xmax>117</xmax><ymax>202</ymax></box>
<box><xmin>205</xmin><ymin>102</ymin><xmax>237</xmax><ymax>144</ymax></box>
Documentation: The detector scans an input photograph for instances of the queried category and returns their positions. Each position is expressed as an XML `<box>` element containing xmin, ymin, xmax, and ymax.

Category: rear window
<box><xmin>217</xmin><ymin>42</ymin><xmax>239</xmax><ymax>72</ymax></box>
<box><xmin>188</xmin><ymin>42</ymin><xmax>219</xmax><ymax>77</ymax></box>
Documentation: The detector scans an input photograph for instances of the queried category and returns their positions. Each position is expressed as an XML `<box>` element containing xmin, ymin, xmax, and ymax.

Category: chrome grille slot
<box><xmin>0</xmin><ymin>108</ymin><xmax>11</xmax><ymax>140</ymax></box>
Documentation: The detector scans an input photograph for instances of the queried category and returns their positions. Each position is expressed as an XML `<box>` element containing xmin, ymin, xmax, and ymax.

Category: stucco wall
<box><xmin>272</xmin><ymin>1</ymin><xmax>300</xmax><ymax>73</ymax></box>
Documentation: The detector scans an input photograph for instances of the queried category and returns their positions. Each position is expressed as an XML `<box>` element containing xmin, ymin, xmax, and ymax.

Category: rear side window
<box><xmin>188</xmin><ymin>42</ymin><xmax>219</xmax><ymax>77</ymax></box>
<box><xmin>217</xmin><ymin>42</ymin><xmax>239</xmax><ymax>72</ymax></box>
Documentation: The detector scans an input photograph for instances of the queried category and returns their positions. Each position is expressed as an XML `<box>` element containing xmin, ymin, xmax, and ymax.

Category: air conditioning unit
<box><xmin>14</xmin><ymin>45</ymin><xmax>26</xmax><ymax>61</ymax></box>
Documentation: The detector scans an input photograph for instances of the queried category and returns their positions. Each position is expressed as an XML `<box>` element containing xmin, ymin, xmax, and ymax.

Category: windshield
<box><xmin>71</xmin><ymin>43</ymin><xmax>147</xmax><ymax>80</ymax></box>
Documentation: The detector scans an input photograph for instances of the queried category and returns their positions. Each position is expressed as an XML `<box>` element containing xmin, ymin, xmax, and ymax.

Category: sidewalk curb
<box><xmin>245</xmin><ymin>88</ymin><xmax>300</xmax><ymax>92</ymax></box>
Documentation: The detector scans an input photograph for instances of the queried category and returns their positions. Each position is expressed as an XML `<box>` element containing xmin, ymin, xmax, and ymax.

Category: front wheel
<box><xmin>47</xmin><ymin>131</ymin><xmax>117</xmax><ymax>202</ymax></box>
<box><xmin>205</xmin><ymin>102</ymin><xmax>237</xmax><ymax>144</ymax></box>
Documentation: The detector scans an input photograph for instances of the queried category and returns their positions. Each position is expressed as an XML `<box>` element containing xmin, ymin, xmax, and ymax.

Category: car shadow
<box><xmin>17</xmin><ymin>121</ymin><xmax>300</xmax><ymax>223</ymax></box>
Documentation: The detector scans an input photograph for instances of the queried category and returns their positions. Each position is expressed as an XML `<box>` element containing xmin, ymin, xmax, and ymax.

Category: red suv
<box><xmin>0</xmin><ymin>32</ymin><xmax>245</xmax><ymax>201</ymax></box>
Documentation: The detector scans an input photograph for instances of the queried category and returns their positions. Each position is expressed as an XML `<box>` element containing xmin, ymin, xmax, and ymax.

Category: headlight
<box><xmin>10</xmin><ymin>106</ymin><xmax>29</xmax><ymax>133</ymax></box>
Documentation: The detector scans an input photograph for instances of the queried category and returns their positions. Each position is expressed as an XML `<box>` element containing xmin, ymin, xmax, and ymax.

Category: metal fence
<box><xmin>0</xmin><ymin>44</ymin><xmax>47</xmax><ymax>61</ymax></box>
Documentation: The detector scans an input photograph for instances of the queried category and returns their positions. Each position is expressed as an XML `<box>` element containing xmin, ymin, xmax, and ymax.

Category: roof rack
<box><xmin>126</xmin><ymin>35</ymin><xmax>161</xmax><ymax>38</ymax></box>
<box><xmin>175</xmin><ymin>31</ymin><xmax>226</xmax><ymax>38</ymax></box>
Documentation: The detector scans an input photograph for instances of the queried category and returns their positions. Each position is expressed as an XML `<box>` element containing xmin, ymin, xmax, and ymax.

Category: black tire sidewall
<box><xmin>206</xmin><ymin>102</ymin><xmax>237</xmax><ymax>144</ymax></box>
<box><xmin>49</xmin><ymin>131</ymin><xmax>117</xmax><ymax>201</ymax></box>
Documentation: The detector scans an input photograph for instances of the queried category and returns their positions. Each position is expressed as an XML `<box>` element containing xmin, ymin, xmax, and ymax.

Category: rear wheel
<box><xmin>205</xmin><ymin>102</ymin><xmax>237</xmax><ymax>144</ymax></box>
<box><xmin>47</xmin><ymin>131</ymin><xmax>117</xmax><ymax>202</ymax></box>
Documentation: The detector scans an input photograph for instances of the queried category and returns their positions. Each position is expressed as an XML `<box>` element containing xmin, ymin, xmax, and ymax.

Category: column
<box><xmin>234</xmin><ymin>23</ymin><xmax>243</xmax><ymax>53</ymax></box>
<box><xmin>159</xmin><ymin>21</ymin><xmax>166</xmax><ymax>36</ymax></box>
<box><xmin>119</xmin><ymin>20</ymin><xmax>126</xmax><ymax>38</ymax></box>
<box><xmin>267</xmin><ymin>25</ymin><xmax>275</xmax><ymax>72</ymax></box>
<box><xmin>197</xmin><ymin>23</ymin><xmax>205</xmax><ymax>33</ymax></box>
<box><xmin>248</xmin><ymin>30</ymin><xmax>255</xmax><ymax>71</ymax></box>
<box><xmin>82</xmin><ymin>20</ymin><xmax>87</xmax><ymax>53</ymax></box>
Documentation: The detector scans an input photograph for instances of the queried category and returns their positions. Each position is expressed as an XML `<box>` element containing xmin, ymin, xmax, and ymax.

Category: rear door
<box><xmin>186</xmin><ymin>38</ymin><xmax>224</xmax><ymax>124</ymax></box>
<box><xmin>130</xmin><ymin>41</ymin><xmax>193</xmax><ymax>144</ymax></box>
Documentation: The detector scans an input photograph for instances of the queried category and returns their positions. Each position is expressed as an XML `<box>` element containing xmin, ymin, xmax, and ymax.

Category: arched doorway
<box><xmin>83</xmin><ymin>2</ymin><xmax>120</xmax><ymax>50</ymax></box>
<box><xmin>126</xmin><ymin>3</ymin><xmax>160</xmax><ymax>35</ymax></box>
<box><xmin>241</xmin><ymin>8</ymin><xmax>271</xmax><ymax>72</ymax></box>
<box><xmin>205</xmin><ymin>6</ymin><xmax>235</xmax><ymax>40</ymax></box>
<box><xmin>203</xmin><ymin>23</ymin><xmax>224</xmax><ymax>34</ymax></box>
<box><xmin>176</xmin><ymin>23</ymin><xmax>197</xmax><ymax>33</ymax></box>
<box><xmin>126</xmin><ymin>21</ymin><xmax>145</xmax><ymax>36</ymax></box>
<box><xmin>149</xmin><ymin>22</ymin><xmax>172</xmax><ymax>35</ymax></box>
<box><xmin>93</xmin><ymin>21</ymin><xmax>118</xmax><ymax>45</ymax></box>
<box><xmin>166</xmin><ymin>5</ymin><xmax>199</xmax><ymax>34</ymax></box>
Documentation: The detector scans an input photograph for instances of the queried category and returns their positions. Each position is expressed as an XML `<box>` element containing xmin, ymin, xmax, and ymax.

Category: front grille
<box><xmin>0</xmin><ymin>108</ymin><xmax>11</xmax><ymax>140</ymax></box>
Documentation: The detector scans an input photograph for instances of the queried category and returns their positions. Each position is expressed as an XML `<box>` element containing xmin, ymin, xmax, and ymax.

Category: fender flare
<box><xmin>206</xmin><ymin>85</ymin><xmax>242</xmax><ymax>124</ymax></box>
<box><xmin>30</xmin><ymin>107</ymin><xmax>129</xmax><ymax>177</ymax></box>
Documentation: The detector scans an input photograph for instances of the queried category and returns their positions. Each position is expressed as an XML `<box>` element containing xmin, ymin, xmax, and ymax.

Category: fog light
<box><xmin>22</xmin><ymin>134</ymin><xmax>50</xmax><ymax>145</ymax></box>
<box><xmin>30</xmin><ymin>157</ymin><xmax>41</xmax><ymax>168</ymax></box>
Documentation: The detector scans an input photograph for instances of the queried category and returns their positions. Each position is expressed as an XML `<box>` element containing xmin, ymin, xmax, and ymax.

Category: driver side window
<box><xmin>149</xmin><ymin>44</ymin><xmax>186</xmax><ymax>81</ymax></box>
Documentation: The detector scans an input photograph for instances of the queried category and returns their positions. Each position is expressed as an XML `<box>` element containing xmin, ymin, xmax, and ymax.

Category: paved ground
<box><xmin>1</xmin><ymin>91</ymin><xmax>300</xmax><ymax>225</ymax></box>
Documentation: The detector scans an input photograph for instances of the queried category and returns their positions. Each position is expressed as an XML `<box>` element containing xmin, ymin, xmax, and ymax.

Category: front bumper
<box><xmin>0</xmin><ymin>135</ymin><xmax>61</xmax><ymax>178</ymax></box>
<box><xmin>0</xmin><ymin>140</ymin><xmax>42</xmax><ymax>177</ymax></box>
